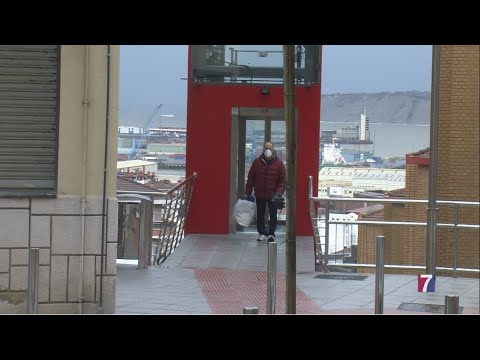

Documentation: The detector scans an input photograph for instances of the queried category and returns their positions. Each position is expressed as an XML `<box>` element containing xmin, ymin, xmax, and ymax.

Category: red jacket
<box><xmin>245</xmin><ymin>152</ymin><xmax>286</xmax><ymax>200</ymax></box>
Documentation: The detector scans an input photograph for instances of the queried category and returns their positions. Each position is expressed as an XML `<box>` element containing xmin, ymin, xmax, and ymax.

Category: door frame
<box><xmin>229</xmin><ymin>107</ymin><xmax>297</xmax><ymax>234</ymax></box>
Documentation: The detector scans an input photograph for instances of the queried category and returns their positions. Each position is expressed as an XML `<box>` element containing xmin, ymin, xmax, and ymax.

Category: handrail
<box><xmin>311</xmin><ymin>195</ymin><xmax>479</xmax><ymax>207</ymax></box>
<box><xmin>166</xmin><ymin>172</ymin><xmax>198</xmax><ymax>195</ymax></box>
<box><xmin>326</xmin><ymin>263</ymin><xmax>479</xmax><ymax>273</ymax></box>
<box><xmin>153</xmin><ymin>172</ymin><xmax>197</xmax><ymax>264</ymax></box>
<box><xmin>118</xmin><ymin>190</ymin><xmax>168</xmax><ymax>196</ymax></box>
<box><xmin>116</xmin><ymin>173</ymin><xmax>198</xmax><ymax>198</ymax></box>
<box><xmin>116</xmin><ymin>172</ymin><xmax>198</xmax><ymax>266</ymax></box>
<box><xmin>117</xmin><ymin>193</ymin><xmax>155</xmax><ymax>201</ymax></box>
<box><xmin>326</xmin><ymin>219</ymin><xmax>479</xmax><ymax>229</ymax></box>
<box><xmin>307</xmin><ymin>175</ymin><xmax>480</xmax><ymax>274</ymax></box>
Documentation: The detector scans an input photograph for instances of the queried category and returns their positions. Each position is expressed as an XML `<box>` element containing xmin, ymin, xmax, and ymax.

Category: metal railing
<box><xmin>153</xmin><ymin>173</ymin><xmax>197</xmax><ymax>264</ymax></box>
<box><xmin>116</xmin><ymin>193</ymin><xmax>153</xmax><ymax>269</ymax></box>
<box><xmin>308</xmin><ymin>176</ymin><xmax>480</xmax><ymax>275</ymax></box>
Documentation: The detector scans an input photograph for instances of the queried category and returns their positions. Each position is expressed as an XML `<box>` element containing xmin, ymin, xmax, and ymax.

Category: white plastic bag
<box><xmin>233</xmin><ymin>198</ymin><xmax>256</xmax><ymax>227</ymax></box>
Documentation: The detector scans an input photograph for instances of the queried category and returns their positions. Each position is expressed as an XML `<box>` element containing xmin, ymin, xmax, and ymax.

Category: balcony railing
<box><xmin>308</xmin><ymin>176</ymin><xmax>480</xmax><ymax>276</ymax></box>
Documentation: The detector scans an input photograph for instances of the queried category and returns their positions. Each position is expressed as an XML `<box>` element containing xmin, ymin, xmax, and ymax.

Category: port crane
<box><xmin>129</xmin><ymin>104</ymin><xmax>164</xmax><ymax>160</ymax></box>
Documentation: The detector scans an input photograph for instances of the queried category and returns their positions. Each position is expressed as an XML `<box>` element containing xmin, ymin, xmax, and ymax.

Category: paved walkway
<box><xmin>116</xmin><ymin>234</ymin><xmax>479</xmax><ymax>315</ymax></box>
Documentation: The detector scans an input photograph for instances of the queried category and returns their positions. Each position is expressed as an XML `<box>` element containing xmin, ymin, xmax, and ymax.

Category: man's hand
<box><xmin>271</xmin><ymin>192</ymin><xmax>285</xmax><ymax>209</ymax></box>
<box><xmin>243</xmin><ymin>195</ymin><xmax>255</xmax><ymax>203</ymax></box>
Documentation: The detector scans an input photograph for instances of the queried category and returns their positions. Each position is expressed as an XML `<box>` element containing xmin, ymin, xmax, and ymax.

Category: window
<box><xmin>0</xmin><ymin>45</ymin><xmax>59</xmax><ymax>197</ymax></box>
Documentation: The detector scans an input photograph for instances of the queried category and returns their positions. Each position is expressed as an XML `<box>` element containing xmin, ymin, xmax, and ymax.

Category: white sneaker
<box><xmin>257</xmin><ymin>235</ymin><xmax>267</xmax><ymax>242</ymax></box>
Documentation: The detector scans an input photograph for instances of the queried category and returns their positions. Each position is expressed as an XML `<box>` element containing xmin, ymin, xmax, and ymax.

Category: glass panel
<box><xmin>245</xmin><ymin>120</ymin><xmax>265</xmax><ymax>181</ymax></box>
<box><xmin>270</xmin><ymin>119</ymin><xmax>287</xmax><ymax>233</ymax></box>
<box><xmin>270</xmin><ymin>119</ymin><xmax>286</xmax><ymax>167</ymax></box>
<box><xmin>190</xmin><ymin>45</ymin><xmax>320</xmax><ymax>85</ymax></box>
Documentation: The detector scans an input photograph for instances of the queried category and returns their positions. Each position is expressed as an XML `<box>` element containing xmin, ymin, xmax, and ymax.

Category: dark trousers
<box><xmin>256</xmin><ymin>199</ymin><xmax>278</xmax><ymax>236</ymax></box>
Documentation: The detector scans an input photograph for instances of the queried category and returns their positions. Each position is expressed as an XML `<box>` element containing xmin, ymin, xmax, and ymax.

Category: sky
<box><xmin>321</xmin><ymin>45</ymin><xmax>432</xmax><ymax>94</ymax></box>
<box><xmin>119</xmin><ymin>45</ymin><xmax>189</xmax><ymax>126</ymax></box>
<box><xmin>119</xmin><ymin>45</ymin><xmax>433</xmax><ymax>124</ymax></box>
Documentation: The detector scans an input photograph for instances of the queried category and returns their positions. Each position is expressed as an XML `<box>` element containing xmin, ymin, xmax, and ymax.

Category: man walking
<box><xmin>245</xmin><ymin>142</ymin><xmax>286</xmax><ymax>242</ymax></box>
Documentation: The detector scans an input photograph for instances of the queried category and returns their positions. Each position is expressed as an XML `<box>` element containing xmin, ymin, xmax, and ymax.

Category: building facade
<box><xmin>356</xmin><ymin>45</ymin><xmax>479</xmax><ymax>276</ymax></box>
<box><xmin>433</xmin><ymin>45</ymin><xmax>479</xmax><ymax>274</ymax></box>
<box><xmin>0</xmin><ymin>45</ymin><xmax>120</xmax><ymax>313</ymax></box>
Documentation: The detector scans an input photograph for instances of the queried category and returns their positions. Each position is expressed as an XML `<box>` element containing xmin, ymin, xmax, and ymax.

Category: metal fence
<box><xmin>308</xmin><ymin>176</ymin><xmax>480</xmax><ymax>275</ymax></box>
<box><xmin>117</xmin><ymin>172</ymin><xmax>197</xmax><ymax>266</ymax></box>
<box><xmin>116</xmin><ymin>193</ymin><xmax>153</xmax><ymax>268</ymax></box>
<box><xmin>153</xmin><ymin>173</ymin><xmax>197</xmax><ymax>264</ymax></box>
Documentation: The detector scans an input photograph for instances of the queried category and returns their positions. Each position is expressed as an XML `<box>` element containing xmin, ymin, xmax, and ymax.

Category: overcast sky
<box><xmin>119</xmin><ymin>45</ymin><xmax>432</xmax><ymax>123</ymax></box>
<box><xmin>321</xmin><ymin>45</ymin><xmax>432</xmax><ymax>94</ymax></box>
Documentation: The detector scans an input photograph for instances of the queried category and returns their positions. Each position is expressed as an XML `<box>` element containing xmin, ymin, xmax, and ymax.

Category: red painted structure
<box><xmin>185</xmin><ymin>46</ymin><xmax>322</xmax><ymax>236</ymax></box>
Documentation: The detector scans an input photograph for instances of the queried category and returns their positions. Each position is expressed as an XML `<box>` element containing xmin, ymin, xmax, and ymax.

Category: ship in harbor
<box><xmin>320</xmin><ymin>138</ymin><xmax>347</xmax><ymax>166</ymax></box>
<box><xmin>320</xmin><ymin>107</ymin><xmax>373</xmax><ymax>149</ymax></box>
<box><xmin>320</xmin><ymin>107</ymin><xmax>379</xmax><ymax>166</ymax></box>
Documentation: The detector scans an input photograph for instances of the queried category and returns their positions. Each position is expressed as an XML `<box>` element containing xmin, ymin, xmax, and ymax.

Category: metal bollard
<box><xmin>243</xmin><ymin>307</ymin><xmax>259</xmax><ymax>314</ymax></box>
<box><xmin>27</xmin><ymin>248</ymin><xmax>40</xmax><ymax>314</ymax></box>
<box><xmin>375</xmin><ymin>236</ymin><xmax>385</xmax><ymax>314</ymax></box>
<box><xmin>138</xmin><ymin>197</ymin><xmax>153</xmax><ymax>269</ymax></box>
<box><xmin>453</xmin><ymin>205</ymin><xmax>459</xmax><ymax>278</ymax></box>
<box><xmin>444</xmin><ymin>295</ymin><xmax>460</xmax><ymax>314</ymax></box>
<box><xmin>267</xmin><ymin>241</ymin><xmax>277</xmax><ymax>314</ymax></box>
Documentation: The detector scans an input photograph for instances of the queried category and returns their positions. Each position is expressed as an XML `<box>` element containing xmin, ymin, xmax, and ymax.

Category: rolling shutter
<box><xmin>0</xmin><ymin>45</ymin><xmax>59</xmax><ymax>196</ymax></box>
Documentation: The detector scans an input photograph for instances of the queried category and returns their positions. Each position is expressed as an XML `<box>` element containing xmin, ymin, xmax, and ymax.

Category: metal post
<box><xmin>283</xmin><ymin>44</ymin><xmax>297</xmax><ymax>314</ymax></box>
<box><xmin>138</xmin><ymin>197</ymin><xmax>153</xmax><ymax>269</ymax></box>
<box><xmin>243</xmin><ymin>307</ymin><xmax>259</xmax><ymax>314</ymax></box>
<box><xmin>27</xmin><ymin>248</ymin><xmax>40</xmax><ymax>314</ymax></box>
<box><xmin>309</xmin><ymin>176</ymin><xmax>322</xmax><ymax>271</ymax></box>
<box><xmin>453</xmin><ymin>205</ymin><xmax>459</xmax><ymax>278</ymax></box>
<box><xmin>427</xmin><ymin>45</ymin><xmax>440</xmax><ymax>275</ymax></box>
<box><xmin>444</xmin><ymin>295</ymin><xmax>459</xmax><ymax>314</ymax></box>
<box><xmin>267</xmin><ymin>241</ymin><xmax>277</xmax><ymax>314</ymax></box>
<box><xmin>324</xmin><ymin>201</ymin><xmax>330</xmax><ymax>272</ymax></box>
<box><xmin>308</xmin><ymin>175</ymin><xmax>313</xmax><ymax>199</ymax></box>
<box><xmin>147</xmin><ymin>198</ymin><xmax>154</xmax><ymax>266</ymax></box>
<box><xmin>375</xmin><ymin>236</ymin><xmax>385</xmax><ymax>314</ymax></box>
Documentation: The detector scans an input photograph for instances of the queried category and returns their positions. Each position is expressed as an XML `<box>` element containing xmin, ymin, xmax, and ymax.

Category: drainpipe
<box><xmin>426</xmin><ymin>45</ymin><xmax>440</xmax><ymax>275</ymax></box>
<box><xmin>98</xmin><ymin>45</ymin><xmax>111</xmax><ymax>313</ymax></box>
<box><xmin>78</xmin><ymin>45</ymin><xmax>90</xmax><ymax>314</ymax></box>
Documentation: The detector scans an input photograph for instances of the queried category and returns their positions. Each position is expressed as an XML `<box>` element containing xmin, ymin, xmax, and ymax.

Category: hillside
<box><xmin>119</xmin><ymin>91</ymin><xmax>431</xmax><ymax>127</ymax></box>
<box><xmin>321</xmin><ymin>91</ymin><xmax>431</xmax><ymax>124</ymax></box>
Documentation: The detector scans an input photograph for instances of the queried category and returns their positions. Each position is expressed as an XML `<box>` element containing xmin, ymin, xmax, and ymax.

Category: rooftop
<box><xmin>407</xmin><ymin>147</ymin><xmax>430</xmax><ymax>158</ymax></box>
<box><xmin>117</xmin><ymin>176</ymin><xmax>160</xmax><ymax>193</ymax></box>
<box><xmin>406</xmin><ymin>147</ymin><xmax>430</xmax><ymax>165</ymax></box>
<box><xmin>385</xmin><ymin>188</ymin><xmax>406</xmax><ymax>198</ymax></box>
<box><xmin>350</xmin><ymin>204</ymin><xmax>384</xmax><ymax>220</ymax></box>
<box><xmin>117</xmin><ymin>160</ymin><xmax>157</xmax><ymax>169</ymax></box>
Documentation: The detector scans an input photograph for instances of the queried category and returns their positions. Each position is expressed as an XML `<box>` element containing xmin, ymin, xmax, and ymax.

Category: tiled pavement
<box><xmin>116</xmin><ymin>234</ymin><xmax>479</xmax><ymax>315</ymax></box>
<box><xmin>194</xmin><ymin>269</ymin><xmax>323</xmax><ymax>314</ymax></box>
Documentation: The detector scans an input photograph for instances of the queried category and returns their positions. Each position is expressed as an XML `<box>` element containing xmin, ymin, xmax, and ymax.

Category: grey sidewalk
<box><xmin>116</xmin><ymin>234</ymin><xmax>479</xmax><ymax>314</ymax></box>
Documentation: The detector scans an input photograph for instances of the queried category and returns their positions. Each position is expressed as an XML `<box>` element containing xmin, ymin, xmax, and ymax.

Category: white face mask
<box><xmin>264</xmin><ymin>149</ymin><xmax>273</xmax><ymax>158</ymax></box>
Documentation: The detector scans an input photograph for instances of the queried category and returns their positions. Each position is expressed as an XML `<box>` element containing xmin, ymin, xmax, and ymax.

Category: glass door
<box><xmin>236</xmin><ymin>116</ymin><xmax>286</xmax><ymax>234</ymax></box>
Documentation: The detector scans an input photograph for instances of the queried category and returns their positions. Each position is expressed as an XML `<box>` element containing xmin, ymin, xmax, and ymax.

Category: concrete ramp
<box><xmin>159</xmin><ymin>234</ymin><xmax>315</xmax><ymax>273</ymax></box>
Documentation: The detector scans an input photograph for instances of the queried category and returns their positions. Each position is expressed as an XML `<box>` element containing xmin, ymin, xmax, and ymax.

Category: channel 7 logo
<box><xmin>418</xmin><ymin>274</ymin><xmax>435</xmax><ymax>292</ymax></box>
